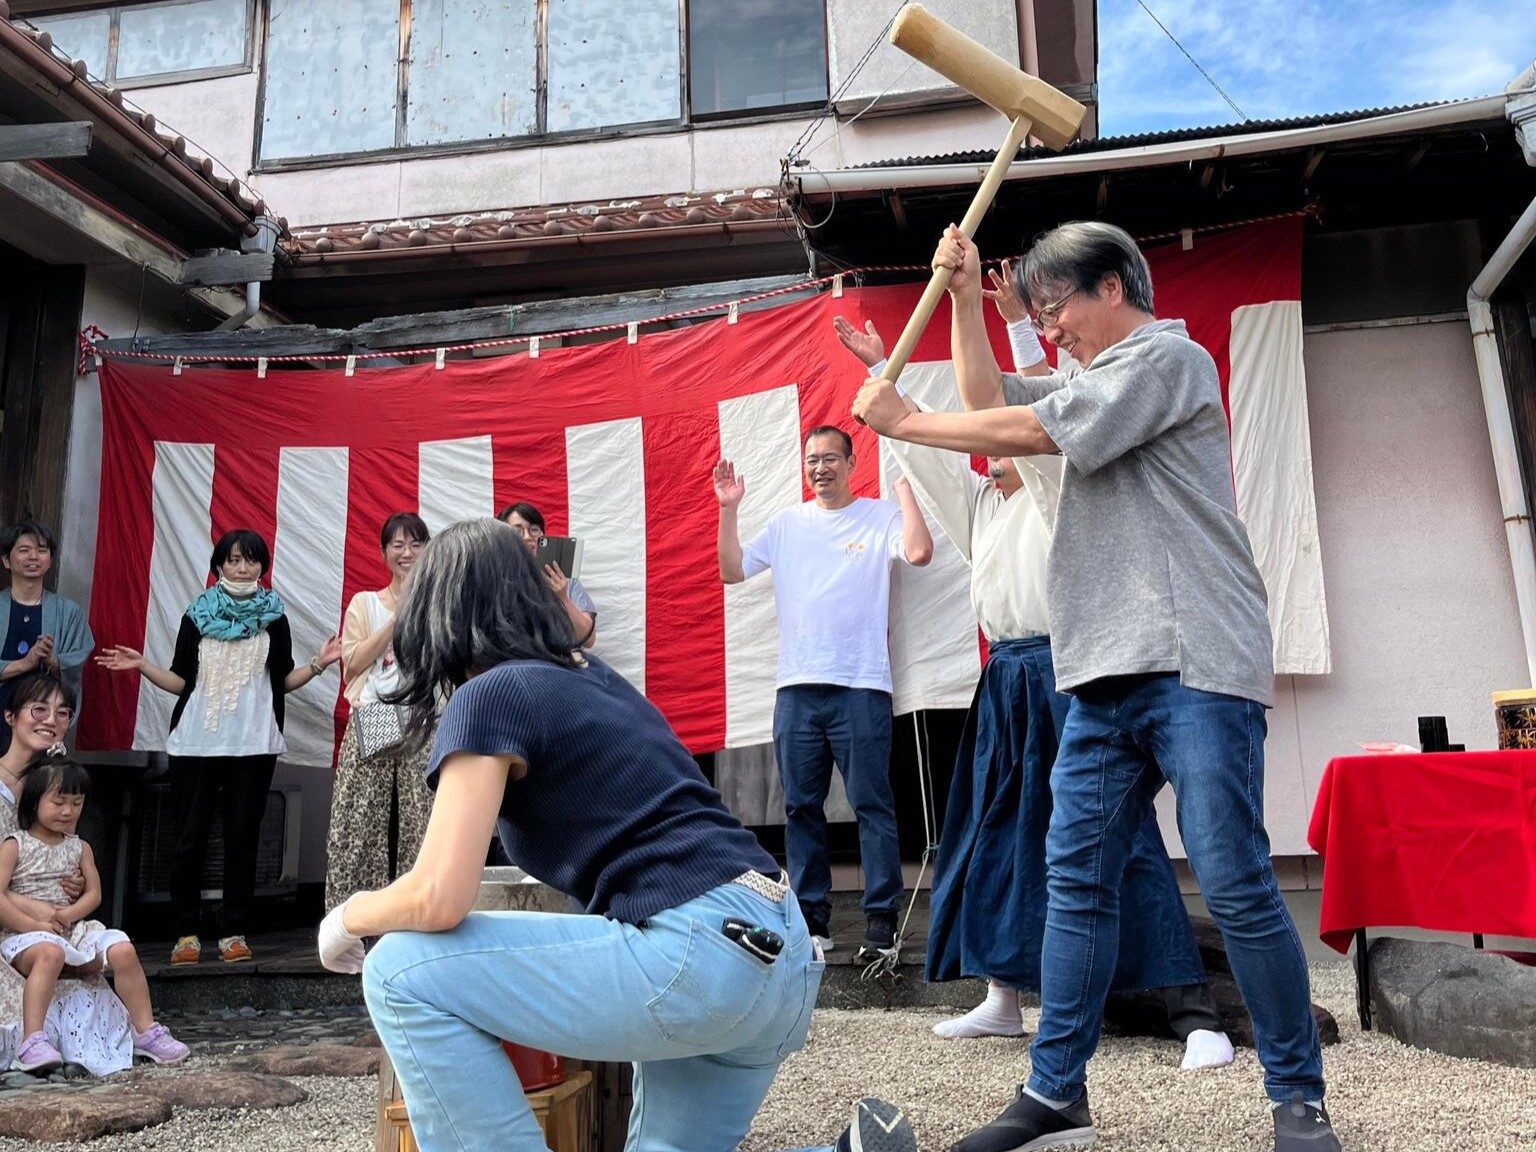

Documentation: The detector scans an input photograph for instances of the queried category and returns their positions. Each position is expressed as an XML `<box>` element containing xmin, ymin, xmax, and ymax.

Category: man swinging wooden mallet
<box><xmin>853</xmin><ymin>3</ymin><xmax>1088</xmax><ymax>413</ymax></box>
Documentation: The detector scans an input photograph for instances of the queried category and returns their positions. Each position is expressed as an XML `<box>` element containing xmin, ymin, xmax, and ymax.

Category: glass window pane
<box><xmin>27</xmin><ymin>11</ymin><xmax>110</xmax><ymax>80</ymax></box>
<box><xmin>547</xmin><ymin>0</ymin><xmax>681</xmax><ymax>134</ymax></box>
<box><xmin>261</xmin><ymin>0</ymin><xmax>400</xmax><ymax>160</ymax></box>
<box><xmin>689</xmin><ymin>0</ymin><xmax>827</xmax><ymax>116</ymax></box>
<box><xmin>117</xmin><ymin>0</ymin><xmax>249</xmax><ymax>81</ymax></box>
<box><xmin>407</xmin><ymin>0</ymin><xmax>538</xmax><ymax>145</ymax></box>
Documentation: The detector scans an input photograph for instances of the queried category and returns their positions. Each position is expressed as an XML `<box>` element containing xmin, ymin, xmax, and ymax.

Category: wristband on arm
<box><xmin>1006</xmin><ymin>319</ymin><xmax>1047</xmax><ymax>370</ymax></box>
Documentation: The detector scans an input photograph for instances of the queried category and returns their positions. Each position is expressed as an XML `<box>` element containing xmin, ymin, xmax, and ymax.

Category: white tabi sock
<box><xmin>933</xmin><ymin>982</ymin><xmax>1025</xmax><ymax>1039</ymax></box>
<box><xmin>1181</xmin><ymin>1028</ymin><xmax>1236</xmax><ymax>1070</ymax></box>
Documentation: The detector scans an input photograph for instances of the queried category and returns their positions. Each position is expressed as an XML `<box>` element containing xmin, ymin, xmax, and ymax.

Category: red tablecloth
<box><xmin>1307</xmin><ymin>751</ymin><xmax>1536</xmax><ymax>953</ymax></box>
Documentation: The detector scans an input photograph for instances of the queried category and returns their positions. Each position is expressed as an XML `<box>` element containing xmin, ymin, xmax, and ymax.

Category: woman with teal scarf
<box><xmin>97</xmin><ymin>530</ymin><xmax>340</xmax><ymax>966</ymax></box>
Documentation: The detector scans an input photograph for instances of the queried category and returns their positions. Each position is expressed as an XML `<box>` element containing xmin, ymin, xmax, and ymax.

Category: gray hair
<box><xmin>1016</xmin><ymin>221</ymin><xmax>1155</xmax><ymax>314</ymax></box>
<box><xmin>386</xmin><ymin>517</ymin><xmax>581</xmax><ymax>750</ymax></box>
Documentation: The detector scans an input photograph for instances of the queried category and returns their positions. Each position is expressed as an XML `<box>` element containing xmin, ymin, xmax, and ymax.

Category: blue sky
<box><xmin>1098</xmin><ymin>0</ymin><xmax>1536</xmax><ymax>136</ymax></box>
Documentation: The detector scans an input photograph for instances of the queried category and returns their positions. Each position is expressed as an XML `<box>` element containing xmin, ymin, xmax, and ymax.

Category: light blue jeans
<box><xmin>364</xmin><ymin>881</ymin><xmax>827</xmax><ymax>1152</ymax></box>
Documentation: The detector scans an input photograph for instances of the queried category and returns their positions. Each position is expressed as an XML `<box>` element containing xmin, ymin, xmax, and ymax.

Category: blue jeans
<box><xmin>1028</xmin><ymin>674</ymin><xmax>1324</xmax><ymax>1103</ymax></box>
<box><xmin>364</xmin><ymin>882</ymin><xmax>826</xmax><ymax>1152</ymax></box>
<box><xmin>773</xmin><ymin>685</ymin><xmax>903</xmax><ymax>929</ymax></box>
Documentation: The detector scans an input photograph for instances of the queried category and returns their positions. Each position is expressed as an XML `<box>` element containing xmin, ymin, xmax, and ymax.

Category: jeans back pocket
<box><xmin>646</xmin><ymin>919</ymin><xmax>774</xmax><ymax>1048</ymax></box>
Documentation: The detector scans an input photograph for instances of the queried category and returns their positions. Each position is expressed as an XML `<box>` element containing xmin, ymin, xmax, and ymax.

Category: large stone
<box><xmin>475</xmin><ymin>866</ymin><xmax>570</xmax><ymax>913</ymax></box>
<box><xmin>1105</xmin><ymin>973</ymin><xmax>1340</xmax><ymax>1048</ymax></box>
<box><xmin>227</xmin><ymin>1042</ymin><xmax>381</xmax><ymax>1077</ymax></box>
<box><xmin>0</xmin><ymin>1091</ymin><xmax>171</xmax><ymax>1142</ymax></box>
<box><xmin>129</xmin><ymin>1069</ymin><xmax>308</xmax><ymax>1110</ymax></box>
<box><xmin>1369</xmin><ymin>936</ymin><xmax>1536</xmax><ymax>1066</ymax></box>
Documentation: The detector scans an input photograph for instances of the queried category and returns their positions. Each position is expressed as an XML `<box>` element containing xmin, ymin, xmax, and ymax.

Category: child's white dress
<box><xmin>1</xmin><ymin>831</ymin><xmax>131</xmax><ymax>968</ymax></box>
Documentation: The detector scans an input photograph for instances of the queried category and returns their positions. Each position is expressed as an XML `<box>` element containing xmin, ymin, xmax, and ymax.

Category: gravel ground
<box><xmin>1</xmin><ymin>962</ymin><xmax>1532</xmax><ymax>1151</ymax></box>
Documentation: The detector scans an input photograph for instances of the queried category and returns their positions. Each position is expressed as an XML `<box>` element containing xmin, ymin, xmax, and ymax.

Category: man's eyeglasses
<box><xmin>804</xmin><ymin>454</ymin><xmax>848</xmax><ymax>468</ymax></box>
<box><xmin>25</xmin><ymin>703</ymin><xmax>73</xmax><ymax>724</ymax></box>
<box><xmin>1030</xmin><ymin>286</ymin><xmax>1079</xmax><ymax>333</ymax></box>
<box><xmin>509</xmin><ymin>524</ymin><xmax>544</xmax><ymax>540</ymax></box>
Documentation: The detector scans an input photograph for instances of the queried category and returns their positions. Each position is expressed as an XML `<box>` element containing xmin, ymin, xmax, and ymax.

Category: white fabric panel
<box><xmin>136</xmin><ymin>441</ymin><xmax>214</xmax><ymax>750</ymax></box>
<box><xmin>1228</xmin><ymin>301</ymin><xmax>1332</xmax><ymax>675</ymax></box>
<box><xmin>417</xmin><ymin>435</ymin><xmax>495</xmax><ymax>534</ymax></box>
<box><xmin>883</xmin><ymin>362</ymin><xmax>983</xmax><ymax>714</ymax></box>
<box><xmin>719</xmin><ymin>386</ymin><xmax>802</xmax><ymax>748</ymax></box>
<box><xmin>270</xmin><ymin>447</ymin><xmax>350</xmax><ymax>767</ymax></box>
<box><xmin>566</xmin><ymin>418</ymin><xmax>646</xmax><ymax>692</ymax></box>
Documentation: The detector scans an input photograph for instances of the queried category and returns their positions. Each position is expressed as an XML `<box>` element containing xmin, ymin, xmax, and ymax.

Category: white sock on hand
<box><xmin>933</xmin><ymin>983</ymin><xmax>1025</xmax><ymax>1039</ymax></box>
<box><xmin>1180</xmin><ymin>1028</ymin><xmax>1235</xmax><ymax>1070</ymax></box>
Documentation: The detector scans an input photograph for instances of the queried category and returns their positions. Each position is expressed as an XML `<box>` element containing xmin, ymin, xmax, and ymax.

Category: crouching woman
<box><xmin>317</xmin><ymin>519</ymin><xmax>904</xmax><ymax>1152</ymax></box>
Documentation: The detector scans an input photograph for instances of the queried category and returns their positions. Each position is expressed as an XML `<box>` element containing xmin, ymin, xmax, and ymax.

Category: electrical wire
<box><xmin>1135</xmin><ymin>1</ymin><xmax>1248</xmax><ymax>122</ymax></box>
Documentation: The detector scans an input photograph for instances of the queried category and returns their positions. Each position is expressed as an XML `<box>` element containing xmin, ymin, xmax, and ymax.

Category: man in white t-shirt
<box><xmin>715</xmin><ymin>426</ymin><xmax>933</xmax><ymax>960</ymax></box>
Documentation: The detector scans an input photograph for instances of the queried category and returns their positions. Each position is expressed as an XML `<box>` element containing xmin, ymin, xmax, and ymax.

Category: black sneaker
<box><xmin>950</xmin><ymin>1086</ymin><xmax>1095</xmax><ymax>1152</ymax></box>
<box><xmin>836</xmin><ymin>1098</ymin><xmax>916</xmax><ymax>1152</ymax></box>
<box><xmin>853</xmin><ymin>913</ymin><xmax>898</xmax><ymax>963</ymax></box>
<box><xmin>1272</xmin><ymin>1092</ymin><xmax>1341</xmax><ymax>1151</ymax></box>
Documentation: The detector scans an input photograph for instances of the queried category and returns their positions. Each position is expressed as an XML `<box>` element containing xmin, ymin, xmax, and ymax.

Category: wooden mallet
<box><xmin>864</xmin><ymin>4</ymin><xmax>1088</xmax><ymax>402</ymax></box>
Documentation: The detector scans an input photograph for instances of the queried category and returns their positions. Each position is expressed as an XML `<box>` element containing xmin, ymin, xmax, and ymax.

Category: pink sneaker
<box><xmin>132</xmin><ymin>1023</ymin><xmax>189</xmax><ymax>1064</ymax></box>
<box><xmin>11</xmin><ymin>1030</ymin><xmax>63</xmax><ymax>1073</ymax></box>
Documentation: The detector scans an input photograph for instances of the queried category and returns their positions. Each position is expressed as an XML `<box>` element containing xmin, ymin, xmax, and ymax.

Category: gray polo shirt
<box><xmin>1003</xmin><ymin>318</ymin><xmax>1274</xmax><ymax>707</ymax></box>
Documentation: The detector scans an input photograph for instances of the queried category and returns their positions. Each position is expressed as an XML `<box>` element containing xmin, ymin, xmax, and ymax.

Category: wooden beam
<box><xmin>179</xmin><ymin>250</ymin><xmax>276</xmax><ymax>287</ymax></box>
<box><xmin>92</xmin><ymin>274</ymin><xmax>817</xmax><ymax>360</ymax></box>
<box><xmin>0</xmin><ymin>122</ymin><xmax>92</xmax><ymax>162</ymax></box>
<box><xmin>1301</xmin><ymin>148</ymin><xmax>1326</xmax><ymax>186</ymax></box>
<box><xmin>0</xmin><ymin>161</ymin><xmax>282</xmax><ymax>328</ymax></box>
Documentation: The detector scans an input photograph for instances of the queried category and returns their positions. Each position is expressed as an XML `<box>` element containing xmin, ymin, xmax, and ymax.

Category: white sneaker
<box><xmin>812</xmin><ymin>934</ymin><xmax>836</xmax><ymax>954</ymax></box>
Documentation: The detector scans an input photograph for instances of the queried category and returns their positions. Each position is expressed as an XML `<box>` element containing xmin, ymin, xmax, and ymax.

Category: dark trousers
<box><xmin>772</xmin><ymin>684</ymin><xmax>903</xmax><ymax>931</ymax></box>
<box><xmin>168</xmin><ymin>753</ymin><xmax>277</xmax><ymax>938</ymax></box>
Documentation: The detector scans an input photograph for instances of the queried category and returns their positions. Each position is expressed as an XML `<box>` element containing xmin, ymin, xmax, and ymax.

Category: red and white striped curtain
<box><xmin>80</xmin><ymin>218</ymin><xmax>1328</xmax><ymax>766</ymax></box>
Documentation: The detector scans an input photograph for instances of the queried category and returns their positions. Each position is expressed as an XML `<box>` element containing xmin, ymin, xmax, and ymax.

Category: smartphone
<box><xmin>534</xmin><ymin>535</ymin><xmax>580</xmax><ymax>579</ymax></box>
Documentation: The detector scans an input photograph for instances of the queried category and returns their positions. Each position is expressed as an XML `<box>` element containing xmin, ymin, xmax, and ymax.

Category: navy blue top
<box><xmin>427</xmin><ymin>655</ymin><xmax>777</xmax><ymax>924</ymax></box>
<box><xmin>0</xmin><ymin>599</ymin><xmax>42</xmax><ymax>717</ymax></box>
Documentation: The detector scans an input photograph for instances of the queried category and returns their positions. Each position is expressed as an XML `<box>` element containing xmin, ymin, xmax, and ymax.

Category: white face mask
<box><xmin>220</xmin><ymin>577</ymin><xmax>260</xmax><ymax>598</ymax></box>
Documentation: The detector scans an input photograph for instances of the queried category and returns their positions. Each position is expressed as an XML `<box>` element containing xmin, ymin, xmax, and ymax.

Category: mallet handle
<box><xmin>877</xmin><ymin>114</ymin><xmax>1034</xmax><ymax>387</ymax></box>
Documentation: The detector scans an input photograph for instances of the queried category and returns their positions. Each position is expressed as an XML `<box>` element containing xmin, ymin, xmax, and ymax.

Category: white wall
<box><xmin>121</xmin><ymin>5</ymin><xmax>1014</xmax><ymax>227</ymax></box>
<box><xmin>1154</xmin><ymin>318</ymin><xmax>1529</xmax><ymax>857</ymax></box>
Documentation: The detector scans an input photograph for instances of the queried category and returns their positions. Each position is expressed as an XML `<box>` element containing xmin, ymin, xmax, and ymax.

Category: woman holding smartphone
<box><xmin>495</xmin><ymin>503</ymin><xmax>597</xmax><ymax>649</ymax></box>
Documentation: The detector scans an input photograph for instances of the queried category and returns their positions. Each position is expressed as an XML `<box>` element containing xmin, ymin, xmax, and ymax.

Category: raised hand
<box><xmin>316</xmin><ymin>634</ymin><xmax>343</xmax><ymax>669</ymax></box>
<box><xmin>934</xmin><ymin>224</ymin><xmax>982</xmax><ymax>300</ymax></box>
<box><xmin>834</xmin><ymin>316</ymin><xmax>887</xmax><ymax>368</ymax></box>
<box><xmin>713</xmin><ymin>459</ymin><xmax>745</xmax><ymax>508</ymax></box>
<box><xmin>982</xmin><ymin>258</ymin><xmax>1029</xmax><ymax>324</ymax></box>
<box><xmin>95</xmin><ymin>645</ymin><xmax>144</xmax><ymax>673</ymax></box>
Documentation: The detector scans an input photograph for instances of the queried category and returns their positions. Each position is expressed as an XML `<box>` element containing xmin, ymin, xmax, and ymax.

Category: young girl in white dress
<box><xmin>0</xmin><ymin>756</ymin><xmax>187</xmax><ymax>1073</ymax></box>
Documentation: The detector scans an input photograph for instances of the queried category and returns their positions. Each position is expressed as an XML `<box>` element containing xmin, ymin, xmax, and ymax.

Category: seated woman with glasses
<box><xmin>0</xmin><ymin>672</ymin><xmax>134</xmax><ymax>1075</ymax></box>
<box><xmin>495</xmin><ymin>502</ymin><xmax>597</xmax><ymax>650</ymax></box>
<box><xmin>325</xmin><ymin>513</ymin><xmax>436</xmax><ymax>913</ymax></box>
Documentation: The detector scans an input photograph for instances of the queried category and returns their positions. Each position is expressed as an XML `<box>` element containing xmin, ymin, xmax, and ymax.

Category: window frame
<box><xmin>29</xmin><ymin>0</ymin><xmax>258</xmax><ymax>90</ymax></box>
<box><xmin>253</xmin><ymin>0</ymin><xmax>829</xmax><ymax>170</ymax></box>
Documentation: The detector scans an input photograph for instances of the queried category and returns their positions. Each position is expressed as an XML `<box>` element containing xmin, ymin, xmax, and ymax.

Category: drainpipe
<box><xmin>215</xmin><ymin>214</ymin><xmax>281</xmax><ymax>332</ymax></box>
<box><xmin>1470</xmin><ymin>64</ymin><xmax>1536</xmax><ymax>682</ymax></box>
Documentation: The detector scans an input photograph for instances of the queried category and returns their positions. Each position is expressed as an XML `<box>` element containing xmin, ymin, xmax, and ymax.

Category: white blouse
<box><xmin>885</xmin><ymin>418</ymin><xmax>1061</xmax><ymax>643</ymax></box>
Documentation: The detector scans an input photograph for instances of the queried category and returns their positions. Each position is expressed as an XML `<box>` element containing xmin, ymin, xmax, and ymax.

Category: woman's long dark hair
<box><xmin>386</xmin><ymin>518</ymin><xmax>580</xmax><ymax>746</ymax></box>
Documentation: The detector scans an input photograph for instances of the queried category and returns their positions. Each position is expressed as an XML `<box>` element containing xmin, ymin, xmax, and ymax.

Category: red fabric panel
<box><xmin>1307</xmin><ymin>751</ymin><xmax>1536</xmax><ymax>953</ymax></box>
<box><xmin>78</xmin><ymin>379</ymin><xmax>156</xmax><ymax>751</ymax></box>
<box><xmin>641</xmin><ymin>410</ymin><xmax>726</xmax><ymax>750</ymax></box>
<box><xmin>492</xmin><ymin>432</ymin><xmax>569</xmax><ymax>537</ymax></box>
<box><xmin>207</xmin><ymin>447</ymin><xmax>280</xmax><ymax>586</ymax></box>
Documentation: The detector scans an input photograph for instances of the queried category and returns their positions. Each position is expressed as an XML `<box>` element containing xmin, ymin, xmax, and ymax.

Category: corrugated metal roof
<box><xmin>851</xmin><ymin>97</ymin><xmax>1502</xmax><ymax>169</ymax></box>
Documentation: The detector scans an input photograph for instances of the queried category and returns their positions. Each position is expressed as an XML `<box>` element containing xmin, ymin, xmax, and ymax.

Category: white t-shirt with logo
<box><xmin>741</xmin><ymin>497</ymin><xmax>908</xmax><ymax>693</ymax></box>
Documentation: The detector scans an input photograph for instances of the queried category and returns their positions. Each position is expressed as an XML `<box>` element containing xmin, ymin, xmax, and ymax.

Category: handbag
<box><xmin>354</xmin><ymin>591</ymin><xmax>406</xmax><ymax>760</ymax></box>
<box><xmin>355</xmin><ymin>699</ymin><xmax>406</xmax><ymax>760</ymax></box>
